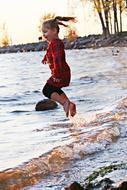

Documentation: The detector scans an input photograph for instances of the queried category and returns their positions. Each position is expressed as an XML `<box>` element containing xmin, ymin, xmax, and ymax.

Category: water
<box><xmin>0</xmin><ymin>47</ymin><xmax>127</xmax><ymax>190</ymax></box>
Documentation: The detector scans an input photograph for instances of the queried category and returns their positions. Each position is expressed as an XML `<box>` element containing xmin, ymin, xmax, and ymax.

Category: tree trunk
<box><xmin>119</xmin><ymin>4</ymin><xmax>122</xmax><ymax>32</ymax></box>
<box><xmin>113</xmin><ymin>0</ymin><xmax>119</xmax><ymax>34</ymax></box>
<box><xmin>94</xmin><ymin>0</ymin><xmax>107</xmax><ymax>36</ymax></box>
<box><xmin>126</xmin><ymin>0</ymin><xmax>127</xmax><ymax>7</ymax></box>
<box><xmin>109</xmin><ymin>10</ymin><xmax>113</xmax><ymax>34</ymax></box>
<box><xmin>101</xmin><ymin>0</ymin><xmax>110</xmax><ymax>36</ymax></box>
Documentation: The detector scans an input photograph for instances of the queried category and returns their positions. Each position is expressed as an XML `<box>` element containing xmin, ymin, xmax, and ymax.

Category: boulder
<box><xmin>109</xmin><ymin>181</ymin><xmax>127</xmax><ymax>190</ymax></box>
<box><xmin>65</xmin><ymin>182</ymin><xmax>84</xmax><ymax>190</ymax></box>
<box><xmin>35</xmin><ymin>99</ymin><xmax>58</xmax><ymax>111</ymax></box>
<box><xmin>94</xmin><ymin>178</ymin><xmax>114</xmax><ymax>190</ymax></box>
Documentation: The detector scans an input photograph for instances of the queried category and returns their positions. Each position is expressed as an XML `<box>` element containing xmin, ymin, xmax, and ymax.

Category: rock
<box><xmin>35</xmin><ymin>99</ymin><xmax>58</xmax><ymax>111</ymax></box>
<box><xmin>81</xmin><ymin>163</ymin><xmax>127</xmax><ymax>190</ymax></box>
<box><xmin>1</xmin><ymin>33</ymin><xmax>127</xmax><ymax>54</ymax></box>
<box><xmin>94</xmin><ymin>178</ymin><xmax>114</xmax><ymax>190</ymax></box>
<box><xmin>65</xmin><ymin>182</ymin><xmax>84</xmax><ymax>190</ymax></box>
<box><xmin>109</xmin><ymin>181</ymin><xmax>127</xmax><ymax>190</ymax></box>
<box><xmin>65</xmin><ymin>180</ymin><xmax>127</xmax><ymax>190</ymax></box>
<box><xmin>83</xmin><ymin>178</ymin><xmax>114</xmax><ymax>190</ymax></box>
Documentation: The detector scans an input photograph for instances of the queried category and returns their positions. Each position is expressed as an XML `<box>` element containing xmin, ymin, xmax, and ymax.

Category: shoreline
<box><xmin>0</xmin><ymin>32</ymin><xmax>127</xmax><ymax>54</ymax></box>
<box><xmin>1</xmin><ymin>96</ymin><xmax>127</xmax><ymax>190</ymax></box>
<box><xmin>65</xmin><ymin>97</ymin><xmax>127</xmax><ymax>190</ymax></box>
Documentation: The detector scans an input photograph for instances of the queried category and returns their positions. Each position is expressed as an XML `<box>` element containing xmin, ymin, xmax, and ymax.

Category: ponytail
<box><xmin>55</xmin><ymin>16</ymin><xmax>76</xmax><ymax>22</ymax></box>
<box><xmin>54</xmin><ymin>16</ymin><xmax>76</xmax><ymax>27</ymax></box>
<box><xmin>42</xmin><ymin>16</ymin><xmax>77</xmax><ymax>33</ymax></box>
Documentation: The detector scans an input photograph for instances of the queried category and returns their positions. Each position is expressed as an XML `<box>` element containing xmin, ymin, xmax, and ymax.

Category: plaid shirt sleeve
<box><xmin>43</xmin><ymin>54</ymin><xmax>47</xmax><ymax>61</ymax></box>
<box><xmin>50</xmin><ymin>40</ymin><xmax>65</xmax><ymax>79</ymax></box>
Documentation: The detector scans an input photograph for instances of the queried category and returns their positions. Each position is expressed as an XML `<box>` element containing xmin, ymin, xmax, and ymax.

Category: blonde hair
<box><xmin>42</xmin><ymin>16</ymin><xmax>76</xmax><ymax>33</ymax></box>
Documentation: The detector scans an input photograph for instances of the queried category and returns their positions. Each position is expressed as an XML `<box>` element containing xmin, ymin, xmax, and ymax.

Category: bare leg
<box><xmin>51</xmin><ymin>92</ymin><xmax>70</xmax><ymax>117</ymax></box>
<box><xmin>69</xmin><ymin>102</ymin><xmax>76</xmax><ymax>117</ymax></box>
<box><xmin>51</xmin><ymin>92</ymin><xmax>67</xmax><ymax>105</ymax></box>
<box><xmin>60</xmin><ymin>93</ymin><xmax>76</xmax><ymax>117</ymax></box>
<box><xmin>51</xmin><ymin>92</ymin><xmax>76</xmax><ymax>117</ymax></box>
<box><xmin>60</xmin><ymin>92</ymin><xmax>69</xmax><ymax>102</ymax></box>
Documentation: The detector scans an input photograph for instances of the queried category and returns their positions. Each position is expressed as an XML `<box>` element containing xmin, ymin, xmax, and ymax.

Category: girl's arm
<box><xmin>51</xmin><ymin>40</ymin><xmax>65</xmax><ymax>82</ymax></box>
<box><xmin>42</xmin><ymin>54</ymin><xmax>47</xmax><ymax>64</ymax></box>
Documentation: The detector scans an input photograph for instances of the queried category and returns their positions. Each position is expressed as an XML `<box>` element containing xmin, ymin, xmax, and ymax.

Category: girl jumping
<box><xmin>41</xmin><ymin>16</ymin><xmax>76</xmax><ymax>117</ymax></box>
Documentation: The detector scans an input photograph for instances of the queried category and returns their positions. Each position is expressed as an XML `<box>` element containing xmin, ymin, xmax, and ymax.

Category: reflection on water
<box><xmin>0</xmin><ymin>47</ymin><xmax>127</xmax><ymax>189</ymax></box>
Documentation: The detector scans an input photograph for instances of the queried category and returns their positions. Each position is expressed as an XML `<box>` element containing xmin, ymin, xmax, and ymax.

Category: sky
<box><xmin>0</xmin><ymin>0</ymin><xmax>126</xmax><ymax>45</ymax></box>
<box><xmin>0</xmin><ymin>0</ymin><xmax>67</xmax><ymax>44</ymax></box>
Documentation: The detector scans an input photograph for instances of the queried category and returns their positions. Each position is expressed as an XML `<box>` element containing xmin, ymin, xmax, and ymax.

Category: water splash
<box><xmin>0</xmin><ymin>96</ymin><xmax>125</xmax><ymax>190</ymax></box>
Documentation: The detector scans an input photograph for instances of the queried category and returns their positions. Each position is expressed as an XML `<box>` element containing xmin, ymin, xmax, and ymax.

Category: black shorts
<box><xmin>42</xmin><ymin>83</ymin><xmax>64</xmax><ymax>99</ymax></box>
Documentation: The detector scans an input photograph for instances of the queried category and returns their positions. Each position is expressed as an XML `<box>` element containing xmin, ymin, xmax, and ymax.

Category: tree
<box><xmin>80</xmin><ymin>0</ymin><xmax>127</xmax><ymax>36</ymax></box>
<box><xmin>117</xmin><ymin>0</ymin><xmax>126</xmax><ymax>32</ymax></box>
<box><xmin>102</xmin><ymin>0</ymin><xmax>111</xmax><ymax>35</ymax></box>
<box><xmin>65</xmin><ymin>27</ymin><xmax>78</xmax><ymax>42</ymax></box>
<box><xmin>94</xmin><ymin>0</ymin><xmax>109</xmax><ymax>36</ymax></box>
<box><xmin>113</xmin><ymin>0</ymin><xmax>119</xmax><ymax>33</ymax></box>
<box><xmin>125</xmin><ymin>0</ymin><xmax>127</xmax><ymax>6</ymax></box>
<box><xmin>0</xmin><ymin>23</ymin><xmax>11</xmax><ymax>47</ymax></box>
<box><xmin>80</xmin><ymin>0</ymin><xmax>111</xmax><ymax>36</ymax></box>
<box><xmin>119</xmin><ymin>0</ymin><xmax>123</xmax><ymax>32</ymax></box>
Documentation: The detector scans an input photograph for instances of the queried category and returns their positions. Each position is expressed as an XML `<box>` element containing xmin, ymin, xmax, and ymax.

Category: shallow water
<box><xmin>0</xmin><ymin>47</ymin><xmax>127</xmax><ymax>190</ymax></box>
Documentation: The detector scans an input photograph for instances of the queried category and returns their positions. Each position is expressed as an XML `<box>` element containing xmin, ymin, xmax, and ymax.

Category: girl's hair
<box><xmin>42</xmin><ymin>16</ymin><xmax>76</xmax><ymax>33</ymax></box>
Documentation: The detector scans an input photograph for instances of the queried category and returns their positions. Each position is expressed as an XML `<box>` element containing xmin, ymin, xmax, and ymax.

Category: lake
<box><xmin>0</xmin><ymin>47</ymin><xmax>127</xmax><ymax>190</ymax></box>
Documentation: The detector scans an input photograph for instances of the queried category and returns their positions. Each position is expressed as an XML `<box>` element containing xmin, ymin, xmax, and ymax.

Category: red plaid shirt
<box><xmin>43</xmin><ymin>38</ymin><xmax>71</xmax><ymax>88</ymax></box>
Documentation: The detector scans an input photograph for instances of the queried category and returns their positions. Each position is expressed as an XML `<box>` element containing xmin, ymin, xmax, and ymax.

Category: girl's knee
<box><xmin>42</xmin><ymin>85</ymin><xmax>48</xmax><ymax>98</ymax></box>
<box><xmin>42</xmin><ymin>83</ymin><xmax>52</xmax><ymax>99</ymax></box>
<box><xmin>42</xmin><ymin>83</ymin><xmax>63</xmax><ymax>99</ymax></box>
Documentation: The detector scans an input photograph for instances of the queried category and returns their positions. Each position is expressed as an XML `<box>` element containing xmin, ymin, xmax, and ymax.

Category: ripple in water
<box><xmin>0</xmin><ymin>48</ymin><xmax>127</xmax><ymax>190</ymax></box>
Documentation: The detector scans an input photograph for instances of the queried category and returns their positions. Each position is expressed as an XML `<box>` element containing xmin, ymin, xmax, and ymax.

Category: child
<box><xmin>41</xmin><ymin>16</ymin><xmax>76</xmax><ymax>117</ymax></box>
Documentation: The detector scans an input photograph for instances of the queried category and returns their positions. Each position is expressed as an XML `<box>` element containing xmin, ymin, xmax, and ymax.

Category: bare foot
<box><xmin>63</xmin><ymin>100</ymin><xmax>70</xmax><ymax>117</ymax></box>
<box><xmin>69</xmin><ymin>102</ymin><xmax>76</xmax><ymax>117</ymax></box>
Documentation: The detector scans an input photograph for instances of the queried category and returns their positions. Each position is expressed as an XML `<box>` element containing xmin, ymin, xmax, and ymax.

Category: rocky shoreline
<box><xmin>65</xmin><ymin>97</ymin><xmax>127</xmax><ymax>190</ymax></box>
<box><xmin>65</xmin><ymin>163</ymin><xmax>127</xmax><ymax>190</ymax></box>
<box><xmin>0</xmin><ymin>32</ymin><xmax>127</xmax><ymax>54</ymax></box>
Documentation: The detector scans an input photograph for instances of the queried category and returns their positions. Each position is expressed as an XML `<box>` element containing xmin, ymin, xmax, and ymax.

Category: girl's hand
<box><xmin>53</xmin><ymin>77</ymin><xmax>61</xmax><ymax>83</ymax></box>
<box><xmin>42</xmin><ymin>58</ymin><xmax>47</xmax><ymax>64</ymax></box>
<box><xmin>42</xmin><ymin>55</ymin><xmax>47</xmax><ymax>64</ymax></box>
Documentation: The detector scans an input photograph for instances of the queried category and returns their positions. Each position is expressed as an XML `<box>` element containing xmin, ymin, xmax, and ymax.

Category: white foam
<box><xmin>69</xmin><ymin>113</ymin><xmax>96</xmax><ymax>127</ymax></box>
